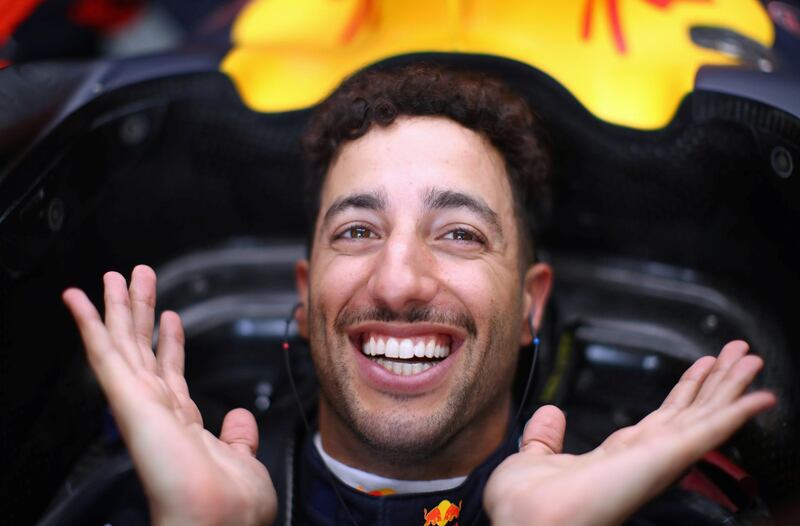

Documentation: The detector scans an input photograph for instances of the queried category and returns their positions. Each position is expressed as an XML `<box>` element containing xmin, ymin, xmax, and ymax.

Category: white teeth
<box><xmin>399</xmin><ymin>339</ymin><xmax>414</xmax><ymax>359</ymax></box>
<box><xmin>362</xmin><ymin>335</ymin><xmax>452</xmax><ymax>362</ymax></box>
<box><xmin>375</xmin><ymin>359</ymin><xmax>435</xmax><ymax>376</ymax></box>
<box><xmin>425</xmin><ymin>340</ymin><xmax>435</xmax><ymax>358</ymax></box>
<box><xmin>385</xmin><ymin>339</ymin><xmax>399</xmax><ymax>358</ymax></box>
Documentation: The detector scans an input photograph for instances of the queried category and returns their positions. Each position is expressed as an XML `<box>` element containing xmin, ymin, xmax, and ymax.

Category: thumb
<box><xmin>520</xmin><ymin>405</ymin><xmax>566</xmax><ymax>455</ymax></box>
<box><xmin>220</xmin><ymin>408</ymin><xmax>259</xmax><ymax>457</ymax></box>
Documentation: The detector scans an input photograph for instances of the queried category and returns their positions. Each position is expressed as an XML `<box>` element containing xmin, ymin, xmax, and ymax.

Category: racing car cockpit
<box><xmin>1</xmin><ymin>1</ymin><xmax>800</xmax><ymax>524</ymax></box>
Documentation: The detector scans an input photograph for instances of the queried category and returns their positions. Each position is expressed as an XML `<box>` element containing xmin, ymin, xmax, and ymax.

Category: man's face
<box><xmin>296</xmin><ymin>117</ymin><xmax>550</xmax><ymax>472</ymax></box>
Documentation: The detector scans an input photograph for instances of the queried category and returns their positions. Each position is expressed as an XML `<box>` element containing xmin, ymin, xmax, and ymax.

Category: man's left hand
<box><xmin>484</xmin><ymin>340</ymin><xmax>776</xmax><ymax>526</ymax></box>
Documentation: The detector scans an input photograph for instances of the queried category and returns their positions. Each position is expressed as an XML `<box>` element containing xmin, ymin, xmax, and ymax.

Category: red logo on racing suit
<box><xmin>423</xmin><ymin>499</ymin><xmax>461</xmax><ymax>526</ymax></box>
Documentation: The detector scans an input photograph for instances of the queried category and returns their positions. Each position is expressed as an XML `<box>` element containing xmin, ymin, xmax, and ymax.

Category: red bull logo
<box><xmin>423</xmin><ymin>499</ymin><xmax>461</xmax><ymax>526</ymax></box>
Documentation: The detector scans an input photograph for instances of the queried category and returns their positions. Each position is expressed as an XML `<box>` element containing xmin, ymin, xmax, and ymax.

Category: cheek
<box><xmin>310</xmin><ymin>257</ymin><xmax>373</xmax><ymax>311</ymax></box>
<box><xmin>439</xmin><ymin>263</ymin><xmax>519</xmax><ymax>318</ymax></box>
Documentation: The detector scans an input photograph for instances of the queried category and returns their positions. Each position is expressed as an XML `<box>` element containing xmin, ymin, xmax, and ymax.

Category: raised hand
<box><xmin>484</xmin><ymin>341</ymin><xmax>776</xmax><ymax>526</ymax></box>
<box><xmin>63</xmin><ymin>266</ymin><xmax>276</xmax><ymax>526</ymax></box>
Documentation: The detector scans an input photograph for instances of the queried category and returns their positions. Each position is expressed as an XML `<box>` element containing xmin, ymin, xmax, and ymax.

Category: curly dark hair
<box><xmin>302</xmin><ymin>62</ymin><xmax>551</xmax><ymax>264</ymax></box>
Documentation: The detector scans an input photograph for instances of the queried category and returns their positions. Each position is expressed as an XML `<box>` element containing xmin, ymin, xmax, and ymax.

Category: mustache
<box><xmin>334</xmin><ymin>305</ymin><xmax>477</xmax><ymax>338</ymax></box>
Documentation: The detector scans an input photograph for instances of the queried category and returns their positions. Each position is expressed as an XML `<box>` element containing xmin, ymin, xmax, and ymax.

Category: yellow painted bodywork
<box><xmin>221</xmin><ymin>0</ymin><xmax>773</xmax><ymax>129</ymax></box>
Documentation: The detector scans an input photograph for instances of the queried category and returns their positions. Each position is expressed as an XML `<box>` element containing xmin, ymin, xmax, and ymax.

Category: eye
<box><xmin>335</xmin><ymin>224</ymin><xmax>379</xmax><ymax>240</ymax></box>
<box><xmin>441</xmin><ymin>228</ymin><xmax>485</xmax><ymax>245</ymax></box>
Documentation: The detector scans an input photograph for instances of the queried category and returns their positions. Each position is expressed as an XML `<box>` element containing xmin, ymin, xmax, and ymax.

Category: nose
<box><xmin>366</xmin><ymin>229</ymin><xmax>438</xmax><ymax>312</ymax></box>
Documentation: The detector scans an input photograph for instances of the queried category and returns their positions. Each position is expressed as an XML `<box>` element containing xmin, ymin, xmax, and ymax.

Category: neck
<box><xmin>317</xmin><ymin>394</ymin><xmax>511</xmax><ymax>480</ymax></box>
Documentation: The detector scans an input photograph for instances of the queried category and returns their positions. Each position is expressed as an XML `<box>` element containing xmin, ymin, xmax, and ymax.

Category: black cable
<box><xmin>513</xmin><ymin>314</ymin><xmax>540</xmax><ymax>426</ymax></box>
<box><xmin>467</xmin><ymin>313</ymin><xmax>540</xmax><ymax>526</ymax></box>
<box><xmin>283</xmin><ymin>305</ymin><xmax>540</xmax><ymax>526</ymax></box>
<box><xmin>282</xmin><ymin>303</ymin><xmax>312</xmax><ymax>437</ymax></box>
<box><xmin>283</xmin><ymin>303</ymin><xmax>361</xmax><ymax>526</ymax></box>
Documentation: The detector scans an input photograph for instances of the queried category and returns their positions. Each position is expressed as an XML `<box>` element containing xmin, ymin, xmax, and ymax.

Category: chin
<box><xmin>327</xmin><ymin>384</ymin><xmax>475</xmax><ymax>462</ymax></box>
<box><xmin>357</xmin><ymin>411</ymin><xmax>461</xmax><ymax>462</ymax></box>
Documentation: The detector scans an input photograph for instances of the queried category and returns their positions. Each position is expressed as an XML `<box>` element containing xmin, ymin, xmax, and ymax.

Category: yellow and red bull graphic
<box><xmin>221</xmin><ymin>0</ymin><xmax>773</xmax><ymax>129</ymax></box>
<box><xmin>423</xmin><ymin>498</ymin><xmax>461</xmax><ymax>526</ymax></box>
<box><xmin>356</xmin><ymin>485</ymin><xmax>396</xmax><ymax>496</ymax></box>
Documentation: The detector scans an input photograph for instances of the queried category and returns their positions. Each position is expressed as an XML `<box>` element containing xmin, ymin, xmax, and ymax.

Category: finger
<box><xmin>129</xmin><ymin>265</ymin><xmax>158</xmax><ymax>372</ymax></box>
<box><xmin>156</xmin><ymin>311</ymin><xmax>190</xmax><ymax>398</ymax></box>
<box><xmin>520</xmin><ymin>405</ymin><xmax>566</xmax><ymax>456</ymax></box>
<box><xmin>707</xmin><ymin>354</ymin><xmax>765</xmax><ymax>405</ymax></box>
<box><xmin>612</xmin><ymin>358</ymin><xmax>717</xmax><ymax>439</ymax></box>
<box><xmin>103</xmin><ymin>272</ymin><xmax>143</xmax><ymax>367</ymax></box>
<box><xmin>62</xmin><ymin>288</ymin><xmax>133</xmax><ymax>392</ymax></box>
<box><xmin>687</xmin><ymin>390</ymin><xmax>777</xmax><ymax>456</ymax></box>
<box><xmin>719</xmin><ymin>390</ymin><xmax>777</xmax><ymax>426</ymax></box>
<box><xmin>659</xmin><ymin>356</ymin><xmax>716</xmax><ymax>410</ymax></box>
<box><xmin>694</xmin><ymin>340</ymin><xmax>749</xmax><ymax>404</ymax></box>
<box><xmin>220</xmin><ymin>408</ymin><xmax>260</xmax><ymax>457</ymax></box>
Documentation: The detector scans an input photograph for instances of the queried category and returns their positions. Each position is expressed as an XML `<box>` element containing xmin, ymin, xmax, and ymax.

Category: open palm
<box><xmin>484</xmin><ymin>341</ymin><xmax>776</xmax><ymax>526</ymax></box>
<box><xmin>63</xmin><ymin>265</ymin><xmax>276</xmax><ymax>526</ymax></box>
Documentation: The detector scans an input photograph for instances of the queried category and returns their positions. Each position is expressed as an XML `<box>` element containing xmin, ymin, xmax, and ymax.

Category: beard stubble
<box><xmin>308</xmin><ymin>301</ymin><xmax>518</xmax><ymax>465</ymax></box>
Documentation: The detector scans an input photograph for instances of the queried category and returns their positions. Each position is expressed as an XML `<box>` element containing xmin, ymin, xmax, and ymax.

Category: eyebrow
<box><xmin>322</xmin><ymin>191</ymin><xmax>387</xmax><ymax>227</ymax></box>
<box><xmin>423</xmin><ymin>188</ymin><xmax>505</xmax><ymax>242</ymax></box>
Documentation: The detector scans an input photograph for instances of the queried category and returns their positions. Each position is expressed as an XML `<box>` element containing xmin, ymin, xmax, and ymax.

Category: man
<box><xmin>62</xmin><ymin>63</ymin><xmax>776</xmax><ymax>525</ymax></box>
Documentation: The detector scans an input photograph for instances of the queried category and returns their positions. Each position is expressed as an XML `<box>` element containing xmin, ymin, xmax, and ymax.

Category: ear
<box><xmin>519</xmin><ymin>262</ymin><xmax>553</xmax><ymax>346</ymax></box>
<box><xmin>294</xmin><ymin>259</ymin><xmax>310</xmax><ymax>338</ymax></box>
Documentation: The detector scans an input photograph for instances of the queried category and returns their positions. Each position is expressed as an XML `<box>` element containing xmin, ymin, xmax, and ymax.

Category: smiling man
<box><xmin>296</xmin><ymin>115</ymin><xmax>551</xmax><ymax>481</ymax></box>
<box><xmin>62</xmin><ymin>63</ymin><xmax>776</xmax><ymax>525</ymax></box>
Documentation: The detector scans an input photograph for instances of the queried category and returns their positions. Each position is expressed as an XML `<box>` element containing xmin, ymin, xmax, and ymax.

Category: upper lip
<box><xmin>345</xmin><ymin>322</ymin><xmax>467</xmax><ymax>348</ymax></box>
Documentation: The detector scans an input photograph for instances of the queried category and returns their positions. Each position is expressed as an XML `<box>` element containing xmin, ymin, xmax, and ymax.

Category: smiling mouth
<box><xmin>360</xmin><ymin>334</ymin><xmax>452</xmax><ymax>376</ymax></box>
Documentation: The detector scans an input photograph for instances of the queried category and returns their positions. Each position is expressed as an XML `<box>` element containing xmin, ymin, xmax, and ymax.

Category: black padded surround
<box><xmin>1</xmin><ymin>54</ymin><xmax>799</xmax><ymax>523</ymax></box>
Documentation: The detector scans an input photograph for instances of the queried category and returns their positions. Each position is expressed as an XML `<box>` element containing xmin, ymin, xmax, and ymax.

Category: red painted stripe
<box><xmin>0</xmin><ymin>0</ymin><xmax>45</xmax><ymax>39</ymax></box>
<box><xmin>68</xmin><ymin>0</ymin><xmax>144</xmax><ymax>33</ymax></box>
<box><xmin>608</xmin><ymin>0</ymin><xmax>627</xmax><ymax>53</ymax></box>
<box><xmin>340</xmin><ymin>0</ymin><xmax>375</xmax><ymax>44</ymax></box>
<box><xmin>581</xmin><ymin>0</ymin><xmax>595</xmax><ymax>40</ymax></box>
<box><xmin>643</xmin><ymin>0</ymin><xmax>713</xmax><ymax>9</ymax></box>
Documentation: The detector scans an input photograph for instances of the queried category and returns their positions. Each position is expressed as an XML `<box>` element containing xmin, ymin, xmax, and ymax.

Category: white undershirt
<box><xmin>313</xmin><ymin>433</ymin><xmax>467</xmax><ymax>495</ymax></box>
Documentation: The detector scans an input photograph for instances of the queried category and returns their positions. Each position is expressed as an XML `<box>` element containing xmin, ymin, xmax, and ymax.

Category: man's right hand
<box><xmin>63</xmin><ymin>265</ymin><xmax>277</xmax><ymax>526</ymax></box>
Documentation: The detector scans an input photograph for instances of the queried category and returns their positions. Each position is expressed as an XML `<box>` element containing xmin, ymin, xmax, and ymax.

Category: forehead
<box><xmin>319</xmin><ymin>117</ymin><xmax>514</xmax><ymax>216</ymax></box>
